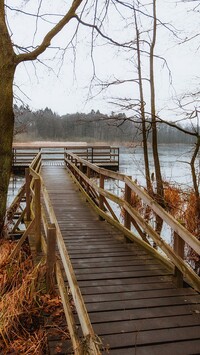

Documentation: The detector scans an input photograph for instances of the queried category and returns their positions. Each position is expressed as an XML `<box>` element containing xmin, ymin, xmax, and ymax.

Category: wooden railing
<box><xmin>12</xmin><ymin>148</ymin><xmax>40</xmax><ymax>167</ymax></box>
<box><xmin>12</xmin><ymin>145</ymin><xmax>119</xmax><ymax>169</ymax></box>
<box><xmin>8</xmin><ymin>152</ymin><xmax>101</xmax><ymax>355</ymax></box>
<box><xmin>65</xmin><ymin>152</ymin><xmax>200</xmax><ymax>293</ymax></box>
<box><xmin>65</xmin><ymin>146</ymin><xmax>119</xmax><ymax>165</ymax></box>
<box><xmin>7</xmin><ymin>150</ymin><xmax>200</xmax><ymax>352</ymax></box>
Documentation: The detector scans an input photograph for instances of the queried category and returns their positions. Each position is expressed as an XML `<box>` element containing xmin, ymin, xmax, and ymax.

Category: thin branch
<box><xmin>15</xmin><ymin>0</ymin><xmax>83</xmax><ymax>64</ymax></box>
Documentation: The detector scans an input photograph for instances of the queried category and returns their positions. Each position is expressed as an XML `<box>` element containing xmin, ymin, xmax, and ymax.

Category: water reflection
<box><xmin>7</xmin><ymin>174</ymin><xmax>25</xmax><ymax>206</ymax></box>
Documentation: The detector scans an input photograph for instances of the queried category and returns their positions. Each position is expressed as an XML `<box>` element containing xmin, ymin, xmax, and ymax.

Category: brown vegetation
<box><xmin>0</xmin><ymin>239</ymin><xmax>70</xmax><ymax>354</ymax></box>
<box><xmin>121</xmin><ymin>182</ymin><xmax>200</xmax><ymax>273</ymax></box>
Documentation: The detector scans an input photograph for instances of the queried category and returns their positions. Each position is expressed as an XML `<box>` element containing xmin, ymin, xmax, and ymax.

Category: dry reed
<box><xmin>0</xmin><ymin>239</ymin><xmax>70</xmax><ymax>354</ymax></box>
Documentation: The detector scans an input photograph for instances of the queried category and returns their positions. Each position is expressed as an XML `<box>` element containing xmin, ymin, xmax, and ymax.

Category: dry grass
<box><xmin>120</xmin><ymin>182</ymin><xmax>200</xmax><ymax>272</ymax></box>
<box><xmin>0</xmin><ymin>239</ymin><xmax>70</xmax><ymax>354</ymax></box>
<box><xmin>183</xmin><ymin>192</ymin><xmax>200</xmax><ymax>235</ymax></box>
<box><xmin>164</xmin><ymin>183</ymin><xmax>183</xmax><ymax>217</ymax></box>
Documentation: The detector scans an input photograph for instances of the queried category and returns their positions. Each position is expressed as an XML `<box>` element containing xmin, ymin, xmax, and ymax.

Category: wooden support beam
<box><xmin>86</xmin><ymin>166</ymin><xmax>91</xmax><ymax>195</ymax></box>
<box><xmin>9</xmin><ymin>220</ymin><xmax>35</xmax><ymax>260</ymax></box>
<box><xmin>99</xmin><ymin>174</ymin><xmax>105</xmax><ymax>221</ymax></box>
<box><xmin>174</xmin><ymin>231</ymin><xmax>185</xmax><ymax>288</ymax></box>
<box><xmin>35</xmin><ymin>178</ymin><xmax>41</xmax><ymax>253</ymax></box>
<box><xmin>46</xmin><ymin>224</ymin><xmax>56</xmax><ymax>293</ymax></box>
<box><xmin>56</xmin><ymin>263</ymin><xmax>83</xmax><ymax>355</ymax></box>
<box><xmin>25</xmin><ymin>168</ymin><xmax>31</xmax><ymax>221</ymax></box>
<box><xmin>124</xmin><ymin>182</ymin><xmax>132</xmax><ymax>243</ymax></box>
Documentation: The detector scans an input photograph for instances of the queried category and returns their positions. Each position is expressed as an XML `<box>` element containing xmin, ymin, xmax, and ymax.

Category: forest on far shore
<box><xmin>14</xmin><ymin>106</ymin><xmax>196</xmax><ymax>144</ymax></box>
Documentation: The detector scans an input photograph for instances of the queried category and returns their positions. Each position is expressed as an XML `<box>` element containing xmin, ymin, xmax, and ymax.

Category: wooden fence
<box><xmin>7</xmin><ymin>151</ymin><xmax>101</xmax><ymax>355</ymax></box>
<box><xmin>12</xmin><ymin>145</ymin><xmax>119</xmax><ymax>170</ymax></box>
<box><xmin>65</xmin><ymin>152</ymin><xmax>200</xmax><ymax>293</ymax></box>
<box><xmin>6</xmin><ymin>150</ymin><xmax>200</xmax><ymax>353</ymax></box>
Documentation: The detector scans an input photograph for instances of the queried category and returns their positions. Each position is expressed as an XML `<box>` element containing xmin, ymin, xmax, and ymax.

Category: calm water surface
<box><xmin>119</xmin><ymin>144</ymin><xmax>195</xmax><ymax>188</ymax></box>
<box><xmin>8</xmin><ymin>144</ymin><xmax>196</xmax><ymax>206</ymax></box>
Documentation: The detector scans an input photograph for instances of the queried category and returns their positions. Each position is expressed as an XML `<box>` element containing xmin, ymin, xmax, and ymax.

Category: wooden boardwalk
<box><xmin>42</xmin><ymin>165</ymin><xmax>200</xmax><ymax>354</ymax></box>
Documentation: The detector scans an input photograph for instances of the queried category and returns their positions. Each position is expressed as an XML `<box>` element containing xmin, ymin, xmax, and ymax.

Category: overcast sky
<box><xmin>7</xmin><ymin>0</ymin><xmax>200</xmax><ymax>118</ymax></box>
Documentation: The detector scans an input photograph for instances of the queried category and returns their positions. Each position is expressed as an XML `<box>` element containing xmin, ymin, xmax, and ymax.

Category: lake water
<box><xmin>119</xmin><ymin>144</ymin><xmax>195</xmax><ymax>189</ymax></box>
<box><xmin>8</xmin><ymin>144</ymin><xmax>196</xmax><ymax>206</ymax></box>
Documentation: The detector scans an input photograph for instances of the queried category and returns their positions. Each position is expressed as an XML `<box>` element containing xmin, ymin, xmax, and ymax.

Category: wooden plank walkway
<box><xmin>42</xmin><ymin>165</ymin><xmax>200</xmax><ymax>354</ymax></box>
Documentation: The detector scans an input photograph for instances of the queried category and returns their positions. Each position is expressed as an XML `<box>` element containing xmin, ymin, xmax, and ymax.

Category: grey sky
<box><xmin>8</xmin><ymin>0</ymin><xmax>200</xmax><ymax>118</ymax></box>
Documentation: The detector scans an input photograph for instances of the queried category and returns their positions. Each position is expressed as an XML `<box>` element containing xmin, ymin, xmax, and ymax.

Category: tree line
<box><xmin>14</xmin><ymin>106</ymin><xmax>196</xmax><ymax>145</ymax></box>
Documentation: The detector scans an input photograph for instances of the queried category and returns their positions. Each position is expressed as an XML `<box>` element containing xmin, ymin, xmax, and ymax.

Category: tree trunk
<box><xmin>0</xmin><ymin>68</ymin><xmax>15</xmax><ymax>235</ymax></box>
<box><xmin>0</xmin><ymin>5</ymin><xmax>16</xmax><ymax>235</ymax></box>
<box><xmin>134</xmin><ymin>8</ymin><xmax>153</xmax><ymax>195</ymax></box>
<box><xmin>190</xmin><ymin>137</ymin><xmax>200</xmax><ymax>224</ymax></box>
<box><xmin>150</xmin><ymin>0</ymin><xmax>164</xmax><ymax>206</ymax></box>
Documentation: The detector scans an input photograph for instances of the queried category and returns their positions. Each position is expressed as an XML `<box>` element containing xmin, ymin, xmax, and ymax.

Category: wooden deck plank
<box><xmin>75</xmin><ymin>269</ymin><xmax>171</xmax><ymax>281</ymax></box>
<box><xmin>77</xmin><ymin>275</ymin><xmax>173</xmax><ymax>287</ymax></box>
<box><xmin>85</xmin><ymin>295</ymin><xmax>200</xmax><ymax>313</ymax></box>
<box><xmin>42</xmin><ymin>166</ymin><xmax>200</xmax><ymax>354</ymax></box>
<box><xmin>80</xmin><ymin>282</ymin><xmax>175</xmax><ymax>295</ymax></box>
<box><xmin>100</xmin><ymin>326</ymin><xmax>200</xmax><ymax>348</ymax></box>
<box><xmin>88</xmin><ymin>304</ymin><xmax>200</xmax><ymax>323</ymax></box>
<box><xmin>70</xmin><ymin>259</ymin><xmax>161</xmax><ymax>268</ymax></box>
<box><xmin>83</xmin><ymin>288</ymin><xmax>197</xmax><ymax>303</ymax></box>
<box><xmin>92</xmin><ymin>314</ymin><xmax>200</xmax><ymax>335</ymax></box>
<box><xmin>103</xmin><ymin>340</ymin><xmax>200</xmax><ymax>355</ymax></box>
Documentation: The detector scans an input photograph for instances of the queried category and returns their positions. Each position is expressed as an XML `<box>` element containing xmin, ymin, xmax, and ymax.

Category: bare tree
<box><xmin>0</xmin><ymin>0</ymin><xmax>84</xmax><ymax>234</ymax></box>
<box><xmin>149</xmin><ymin>0</ymin><xmax>164</xmax><ymax>205</ymax></box>
<box><xmin>134</xmin><ymin>5</ymin><xmax>153</xmax><ymax>195</ymax></box>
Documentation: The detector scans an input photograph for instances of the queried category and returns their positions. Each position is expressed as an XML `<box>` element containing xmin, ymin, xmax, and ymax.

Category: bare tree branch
<box><xmin>15</xmin><ymin>0</ymin><xmax>83</xmax><ymax>64</ymax></box>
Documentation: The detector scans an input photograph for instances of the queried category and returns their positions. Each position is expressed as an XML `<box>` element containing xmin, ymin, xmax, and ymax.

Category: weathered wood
<box><xmin>40</xmin><ymin>231</ymin><xmax>82</xmax><ymax>355</ymax></box>
<box><xmin>25</xmin><ymin>168</ymin><xmax>31</xmax><ymax>221</ymax></box>
<box><xmin>42</xmin><ymin>165</ymin><xmax>200</xmax><ymax>354</ymax></box>
<box><xmin>66</xmin><ymin>152</ymin><xmax>200</xmax><ymax>255</ymax></box>
<box><xmin>34</xmin><ymin>178</ymin><xmax>41</xmax><ymax>253</ymax></box>
<box><xmin>68</xmin><ymin>170</ymin><xmax>174</xmax><ymax>271</ymax></box>
<box><xmin>99</xmin><ymin>173</ymin><xmax>105</xmax><ymax>221</ymax></box>
<box><xmin>124</xmin><ymin>183</ymin><xmax>131</xmax><ymax>230</ymax></box>
<box><xmin>125</xmin><ymin>176</ymin><xmax>200</xmax><ymax>255</ymax></box>
<box><xmin>86</xmin><ymin>166</ymin><xmax>91</xmax><ymax>195</ymax></box>
<box><xmin>174</xmin><ymin>231</ymin><xmax>185</xmax><ymax>287</ymax></box>
<box><xmin>106</xmin><ymin>340</ymin><xmax>200</xmax><ymax>355</ymax></box>
<box><xmin>11</xmin><ymin>150</ymin><xmax>200</xmax><ymax>354</ymax></box>
<box><xmin>65</xmin><ymin>154</ymin><xmax>200</xmax><ymax>292</ymax></box>
<box><xmin>9</xmin><ymin>220</ymin><xmax>35</xmax><ymax>260</ymax></box>
<box><xmin>6</xmin><ymin>184</ymin><xmax>26</xmax><ymax>220</ymax></box>
<box><xmin>55</xmin><ymin>262</ymin><xmax>83</xmax><ymax>355</ymax></box>
<box><xmin>124</xmin><ymin>182</ymin><xmax>132</xmax><ymax>243</ymax></box>
<box><xmin>11</xmin><ymin>207</ymin><xmax>27</xmax><ymax>233</ymax></box>
<box><xmin>40</xmin><ymin>175</ymin><xmax>101</xmax><ymax>355</ymax></box>
<box><xmin>46</xmin><ymin>224</ymin><xmax>56</xmax><ymax>293</ymax></box>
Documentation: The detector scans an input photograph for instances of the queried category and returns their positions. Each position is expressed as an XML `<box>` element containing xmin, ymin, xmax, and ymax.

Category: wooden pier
<box><xmin>7</xmin><ymin>150</ymin><xmax>200</xmax><ymax>354</ymax></box>
<box><xmin>12</xmin><ymin>142</ymin><xmax>119</xmax><ymax>172</ymax></box>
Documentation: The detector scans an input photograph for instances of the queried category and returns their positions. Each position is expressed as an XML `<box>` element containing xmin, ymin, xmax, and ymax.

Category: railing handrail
<box><xmin>8</xmin><ymin>150</ymin><xmax>200</xmax><ymax>350</ymax></box>
<box><xmin>65</xmin><ymin>152</ymin><xmax>200</xmax><ymax>254</ymax></box>
<box><xmin>64</xmin><ymin>152</ymin><xmax>200</xmax><ymax>292</ymax></box>
<box><xmin>28</xmin><ymin>151</ymin><xmax>100</xmax><ymax>354</ymax></box>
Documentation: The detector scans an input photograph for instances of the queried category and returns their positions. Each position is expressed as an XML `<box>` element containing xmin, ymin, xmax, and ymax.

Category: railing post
<box><xmin>86</xmin><ymin>166</ymin><xmax>91</xmax><ymax>195</ymax></box>
<box><xmin>91</xmin><ymin>147</ymin><xmax>94</xmax><ymax>163</ymax></box>
<box><xmin>124</xmin><ymin>182</ymin><xmax>132</xmax><ymax>242</ymax></box>
<box><xmin>12</xmin><ymin>148</ymin><xmax>15</xmax><ymax>167</ymax></box>
<box><xmin>117</xmin><ymin>148</ymin><xmax>119</xmax><ymax>167</ymax></box>
<box><xmin>174</xmin><ymin>231</ymin><xmax>185</xmax><ymax>287</ymax></box>
<box><xmin>74</xmin><ymin>158</ymin><xmax>77</xmax><ymax>178</ymax></box>
<box><xmin>79</xmin><ymin>162</ymin><xmax>83</xmax><ymax>185</ymax></box>
<box><xmin>25</xmin><ymin>168</ymin><xmax>31</xmax><ymax>221</ymax></box>
<box><xmin>99</xmin><ymin>173</ymin><xmax>105</xmax><ymax>220</ymax></box>
<box><xmin>35</xmin><ymin>178</ymin><xmax>41</xmax><ymax>253</ymax></box>
<box><xmin>46</xmin><ymin>224</ymin><xmax>56</xmax><ymax>293</ymax></box>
